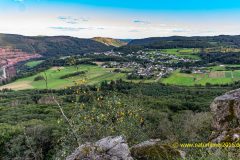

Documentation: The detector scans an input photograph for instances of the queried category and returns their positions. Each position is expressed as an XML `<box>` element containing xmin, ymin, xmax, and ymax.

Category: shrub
<box><xmin>34</xmin><ymin>75</ymin><xmax>45</xmax><ymax>81</ymax></box>
<box><xmin>59</xmin><ymin>71</ymin><xmax>86</xmax><ymax>79</ymax></box>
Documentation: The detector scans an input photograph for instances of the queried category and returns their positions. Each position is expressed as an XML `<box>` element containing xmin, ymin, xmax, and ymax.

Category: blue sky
<box><xmin>8</xmin><ymin>0</ymin><xmax>240</xmax><ymax>10</ymax></box>
<box><xmin>60</xmin><ymin>0</ymin><xmax>240</xmax><ymax>10</ymax></box>
<box><xmin>0</xmin><ymin>0</ymin><xmax>240</xmax><ymax>38</ymax></box>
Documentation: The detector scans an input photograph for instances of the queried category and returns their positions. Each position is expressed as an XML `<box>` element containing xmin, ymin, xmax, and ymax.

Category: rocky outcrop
<box><xmin>0</xmin><ymin>66</ymin><xmax>16</xmax><ymax>85</ymax></box>
<box><xmin>10</xmin><ymin>99</ymin><xmax>22</xmax><ymax>107</ymax></box>
<box><xmin>37</xmin><ymin>96</ymin><xmax>58</xmax><ymax>105</ymax></box>
<box><xmin>131</xmin><ymin>139</ymin><xmax>185</xmax><ymax>160</ymax></box>
<box><xmin>210</xmin><ymin>89</ymin><xmax>240</xmax><ymax>143</ymax></box>
<box><xmin>67</xmin><ymin>137</ymin><xmax>186</xmax><ymax>160</ymax></box>
<box><xmin>66</xmin><ymin>136</ymin><xmax>133</xmax><ymax>160</ymax></box>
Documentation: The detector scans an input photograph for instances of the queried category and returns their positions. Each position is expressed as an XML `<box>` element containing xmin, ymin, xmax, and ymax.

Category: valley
<box><xmin>2</xmin><ymin>34</ymin><xmax>240</xmax><ymax>159</ymax></box>
<box><xmin>2</xmin><ymin>1</ymin><xmax>240</xmax><ymax>159</ymax></box>
<box><xmin>3</xmin><ymin>42</ymin><xmax>240</xmax><ymax>89</ymax></box>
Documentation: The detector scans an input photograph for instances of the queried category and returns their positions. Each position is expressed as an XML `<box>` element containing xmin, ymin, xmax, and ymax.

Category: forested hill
<box><xmin>127</xmin><ymin>35</ymin><xmax>240</xmax><ymax>49</ymax></box>
<box><xmin>3</xmin><ymin>34</ymin><xmax>240</xmax><ymax>57</ymax></box>
<box><xmin>92</xmin><ymin>37</ymin><xmax>127</xmax><ymax>47</ymax></box>
<box><xmin>0</xmin><ymin>33</ymin><xmax>112</xmax><ymax>57</ymax></box>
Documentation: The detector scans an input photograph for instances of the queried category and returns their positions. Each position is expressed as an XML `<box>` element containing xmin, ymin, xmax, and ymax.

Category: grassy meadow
<box><xmin>161</xmin><ymin>69</ymin><xmax>240</xmax><ymax>86</ymax></box>
<box><xmin>160</xmin><ymin>48</ymin><xmax>201</xmax><ymax>60</ymax></box>
<box><xmin>0</xmin><ymin>65</ymin><xmax>126</xmax><ymax>90</ymax></box>
<box><xmin>25</xmin><ymin>60</ymin><xmax>44</xmax><ymax>67</ymax></box>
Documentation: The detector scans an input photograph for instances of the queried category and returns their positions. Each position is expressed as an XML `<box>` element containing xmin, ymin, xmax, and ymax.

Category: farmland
<box><xmin>161</xmin><ymin>69</ymin><xmax>240</xmax><ymax>86</ymax></box>
<box><xmin>0</xmin><ymin>65</ymin><xmax>126</xmax><ymax>90</ymax></box>
<box><xmin>159</xmin><ymin>48</ymin><xmax>201</xmax><ymax>60</ymax></box>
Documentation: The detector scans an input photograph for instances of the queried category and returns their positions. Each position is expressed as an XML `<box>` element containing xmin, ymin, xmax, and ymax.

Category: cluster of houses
<box><xmin>130</xmin><ymin>64</ymin><xmax>174</xmax><ymax>79</ymax></box>
<box><xmin>101</xmin><ymin>60</ymin><xmax>174</xmax><ymax>79</ymax></box>
<box><xmin>90</xmin><ymin>50</ymin><xmax>183</xmax><ymax>80</ymax></box>
<box><xmin>92</xmin><ymin>50</ymin><xmax>123</xmax><ymax>57</ymax></box>
<box><xmin>127</xmin><ymin>50</ymin><xmax>199</xmax><ymax>64</ymax></box>
<box><xmin>132</xmin><ymin>65</ymin><xmax>174</xmax><ymax>78</ymax></box>
<box><xmin>89</xmin><ymin>49</ymin><xmax>202</xmax><ymax>80</ymax></box>
<box><xmin>102</xmin><ymin>61</ymin><xmax>140</xmax><ymax>69</ymax></box>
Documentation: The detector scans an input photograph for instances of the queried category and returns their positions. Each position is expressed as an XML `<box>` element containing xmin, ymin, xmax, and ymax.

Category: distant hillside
<box><xmin>92</xmin><ymin>37</ymin><xmax>127</xmax><ymax>47</ymax></box>
<box><xmin>128</xmin><ymin>35</ymin><xmax>240</xmax><ymax>49</ymax></box>
<box><xmin>113</xmin><ymin>35</ymin><xmax>240</xmax><ymax>53</ymax></box>
<box><xmin>119</xmin><ymin>39</ymin><xmax>132</xmax><ymax>44</ymax></box>
<box><xmin>0</xmin><ymin>33</ymin><xmax>112</xmax><ymax>57</ymax></box>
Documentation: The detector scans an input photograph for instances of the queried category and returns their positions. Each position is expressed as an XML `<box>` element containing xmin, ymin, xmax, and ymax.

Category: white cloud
<box><xmin>133</xmin><ymin>20</ymin><xmax>150</xmax><ymax>24</ymax></box>
<box><xmin>172</xmin><ymin>28</ymin><xmax>189</xmax><ymax>33</ymax></box>
<box><xmin>49</xmin><ymin>26</ymin><xmax>89</xmax><ymax>31</ymax></box>
<box><xmin>129</xmin><ymin>29</ymin><xmax>139</xmax><ymax>33</ymax></box>
<box><xmin>57</xmin><ymin>16</ymin><xmax>89</xmax><ymax>25</ymax></box>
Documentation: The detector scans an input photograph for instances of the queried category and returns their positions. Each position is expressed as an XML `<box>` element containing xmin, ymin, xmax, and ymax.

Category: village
<box><xmin>0</xmin><ymin>48</ymin><xmax>205</xmax><ymax>83</ymax></box>
<box><xmin>91</xmin><ymin>49</ymin><xmax>199</xmax><ymax>80</ymax></box>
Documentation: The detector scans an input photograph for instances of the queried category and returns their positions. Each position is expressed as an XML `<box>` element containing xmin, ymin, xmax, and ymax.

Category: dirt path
<box><xmin>155</xmin><ymin>75</ymin><xmax>162</xmax><ymax>82</ymax></box>
<box><xmin>3</xmin><ymin>67</ymin><xmax>7</xmax><ymax>78</ymax></box>
<box><xmin>0</xmin><ymin>81</ymin><xmax>33</xmax><ymax>90</ymax></box>
<box><xmin>51</xmin><ymin>67</ymin><xmax>65</xmax><ymax>71</ymax></box>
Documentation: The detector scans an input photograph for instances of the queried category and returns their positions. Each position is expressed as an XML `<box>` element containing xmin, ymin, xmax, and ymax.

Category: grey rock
<box><xmin>66</xmin><ymin>136</ymin><xmax>133</xmax><ymax>160</ymax></box>
<box><xmin>95</xmin><ymin>136</ymin><xmax>125</xmax><ymax>152</ymax></box>
<box><xmin>210</xmin><ymin>88</ymin><xmax>240</xmax><ymax>142</ymax></box>
<box><xmin>37</xmin><ymin>96</ymin><xmax>55</xmax><ymax>105</ymax></box>
<box><xmin>131</xmin><ymin>139</ymin><xmax>186</xmax><ymax>160</ymax></box>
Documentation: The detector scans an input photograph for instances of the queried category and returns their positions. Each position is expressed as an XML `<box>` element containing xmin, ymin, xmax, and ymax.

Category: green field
<box><xmin>25</xmin><ymin>60</ymin><xmax>44</xmax><ymax>67</ymax></box>
<box><xmin>160</xmin><ymin>48</ymin><xmax>201</xmax><ymax>60</ymax></box>
<box><xmin>161</xmin><ymin>70</ymin><xmax>240</xmax><ymax>86</ymax></box>
<box><xmin>0</xmin><ymin>65</ymin><xmax>126</xmax><ymax>90</ymax></box>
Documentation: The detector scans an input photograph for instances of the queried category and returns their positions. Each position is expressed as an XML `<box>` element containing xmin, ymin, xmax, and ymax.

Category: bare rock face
<box><xmin>131</xmin><ymin>139</ymin><xmax>186</xmax><ymax>160</ymax></box>
<box><xmin>66</xmin><ymin>137</ymin><xmax>186</xmax><ymax>160</ymax></box>
<box><xmin>66</xmin><ymin>136</ymin><xmax>133</xmax><ymax>160</ymax></box>
<box><xmin>10</xmin><ymin>99</ymin><xmax>22</xmax><ymax>107</ymax></box>
<box><xmin>37</xmin><ymin>96</ymin><xmax>57</xmax><ymax>105</ymax></box>
<box><xmin>210</xmin><ymin>89</ymin><xmax>240</xmax><ymax>143</ymax></box>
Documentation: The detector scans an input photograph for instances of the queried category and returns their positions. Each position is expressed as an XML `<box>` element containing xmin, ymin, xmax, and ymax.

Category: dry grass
<box><xmin>94</xmin><ymin>61</ymin><xmax>105</xmax><ymax>66</ymax></box>
<box><xmin>50</xmin><ymin>67</ymin><xmax>65</xmax><ymax>71</ymax></box>
<box><xmin>0</xmin><ymin>81</ymin><xmax>33</xmax><ymax>90</ymax></box>
<box><xmin>209</xmin><ymin>71</ymin><xmax>225</xmax><ymax>78</ymax></box>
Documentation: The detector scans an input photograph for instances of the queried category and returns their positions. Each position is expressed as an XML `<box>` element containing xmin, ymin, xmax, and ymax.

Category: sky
<box><xmin>0</xmin><ymin>0</ymin><xmax>240</xmax><ymax>38</ymax></box>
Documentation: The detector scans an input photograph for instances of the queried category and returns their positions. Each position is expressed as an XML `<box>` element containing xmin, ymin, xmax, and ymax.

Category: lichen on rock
<box><xmin>66</xmin><ymin>136</ymin><xmax>186</xmax><ymax>160</ymax></box>
<box><xmin>66</xmin><ymin>136</ymin><xmax>133</xmax><ymax>160</ymax></box>
<box><xmin>210</xmin><ymin>89</ymin><xmax>240</xmax><ymax>143</ymax></box>
<box><xmin>130</xmin><ymin>139</ymin><xmax>186</xmax><ymax>160</ymax></box>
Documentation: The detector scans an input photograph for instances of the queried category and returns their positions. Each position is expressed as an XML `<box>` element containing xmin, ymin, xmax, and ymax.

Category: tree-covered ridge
<box><xmin>0</xmin><ymin>33</ymin><xmax>112</xmax><ymax>57</ymax></box>
<box><xmin>126</xmin><ymin>35</ymin><xmax>240</xmax><ymax>49</ymax></box>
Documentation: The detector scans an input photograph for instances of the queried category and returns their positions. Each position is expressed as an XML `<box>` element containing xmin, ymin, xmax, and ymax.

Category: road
<box><xmin>0</xmin><ymin>66</ymin><xmax>7</xmax><ymax>79</ymax></box>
